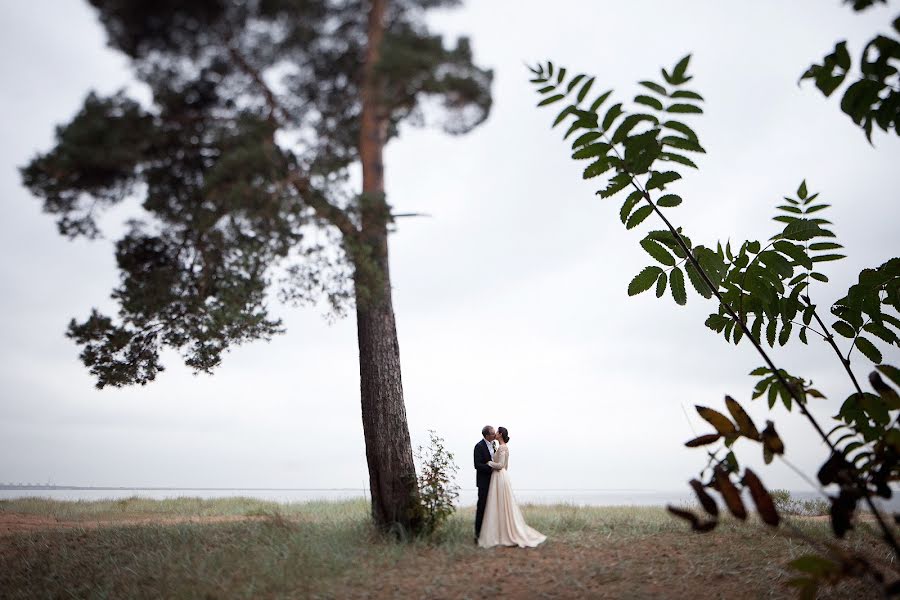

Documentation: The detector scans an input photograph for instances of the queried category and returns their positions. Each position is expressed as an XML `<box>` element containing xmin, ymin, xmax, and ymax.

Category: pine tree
<box><xmin>20</xmin><ymin>0</ymin><xmax>492</xmax><ymax>533</ymax></box>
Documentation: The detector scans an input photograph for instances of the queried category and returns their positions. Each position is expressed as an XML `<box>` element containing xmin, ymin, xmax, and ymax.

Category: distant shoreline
<box><xmin>0</xmin><ymin>486</ymin><xmax>367</xmax><ymax>491</ymax></box>
<box><xmin>0</xmin><ymin>485</ymin><xmax>671</xmax><ymax>492</ymax></box>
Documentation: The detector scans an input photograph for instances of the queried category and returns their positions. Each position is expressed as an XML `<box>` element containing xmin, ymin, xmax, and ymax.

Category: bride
<box><xmin>478</xmin><ymin>426</ymin><xmax>547</xmax><ymax>548</ymax></box>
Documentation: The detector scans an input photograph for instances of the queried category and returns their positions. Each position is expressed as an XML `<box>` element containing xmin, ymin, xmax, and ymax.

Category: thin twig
<box><xmin>391</xmin><ymin>212</ymin><xmax>433</xmax><ymax>219</ymax></box>
<box><xmin>847</xmin><ymin>317</ymin><xmax>873</xmax><ymax>364</ymax></box>
<box><xmin>808</xmin><ymin>304</ymin><xmax>864</xmax><ymax>397</ymax></box>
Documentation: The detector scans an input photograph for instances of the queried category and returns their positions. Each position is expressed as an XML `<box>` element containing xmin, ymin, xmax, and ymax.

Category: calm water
<box><xmin>6</xmin><ymin>487</ymin><xmax>893</xmax><ymax>510</ymax></box>
<box><xmin>0</xmin><ymin>488</ymin><xmax>694</xmax><ymax>507</ymax></box>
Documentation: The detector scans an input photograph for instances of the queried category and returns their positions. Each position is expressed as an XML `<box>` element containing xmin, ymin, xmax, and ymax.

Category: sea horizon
<box><xmin>6</xmin><ymin>484</ymin><xmax>896</xmax><ymax>511</ymax></box>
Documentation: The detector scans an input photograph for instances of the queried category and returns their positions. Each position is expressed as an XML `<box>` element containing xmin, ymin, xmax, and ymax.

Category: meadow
<box><xmin>0</xmin><ymin>497</ymin><xmax>891</xmax><ymax>598</ymax></box>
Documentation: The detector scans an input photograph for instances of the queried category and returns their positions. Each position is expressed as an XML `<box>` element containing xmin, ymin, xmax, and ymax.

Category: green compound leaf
<box><xmin>646</xmin><ymin>171</ymin><xmax>682</xmax><ymax>190</ymax></box>
<box><xmin>672</xmin><ymin>55</ymin><xmax>692</xmax><ymax>82</ymax></box>
<box><xmin>670</xmin><ymin>266</ymin><xmax>687</xmax><ymax>305</ymax></box>
<box><xmin>588</xmin><ymin>89</ymin><xmax>613</xmax><ymax>112</ymax></box>
<box><xmin>685</xmin><ymin>261</ymin><xmax>712</xmax><ymax>299</ymax></box>
<box><xmin>620</xmin><ymin>190</ymin><xmax>643</xmax><ymax>224</ymax></box>
<box><xmin>661</xmin><ymin>136</ymin><xmax>705</xmax><ymax>153</ymax></box>
<box><xmin>538</xmin><ymin>94</ymin><xmax>566</xmax><ymax>106</ymax></box>
<box><xmin>577</xmin><ymin>77</ymin><xmax>595</xmax><ymax>103</ymax></box>
<box><xmin>571</xmin><ymin>131</ymin><xmax>602</xmax><ymax>149</ymax></box>
<box><xmin>634</xmin><ymin>95</ymin><xmax>664</xmax><ymax>111</ymax></box>
<box><xmin>552</xmin><ymin>105</ymin><xmax>577</xmax><ymax>127</ymax></box>
<box><xmin>655</xmin><ymin>271</ymin><xmax>668</xmax><ymax>298</ymax></box>
<box><xmin>641</xmin><ymin>238</ymin><xmax>676</xmax><ymax>266</ymax></box>
<box><xmin>639</xmin><ymin>81</ymin><xmax>667</xmax><ymax>96</ymax></box>
<box><xmin>572</xmin><ymin>142</ymin><xmax>612</xmax><ymax>160</ymax></box>
<box><xmin>809</xmin><ymin>242</ymin><xmax>843</xmax><ymax>251</ymax></box>
<box><xmin>832</xmin><ymin>320</ymin><xmax>856</xmax><ymax>338</ymax></box>
<box><xmin>812</xmin><ymin>253</ymin><xmax>846</xmax><ymax>263</ymax></box>
<box><xmin>667</xmin><ymin>103</ymin><xmax>703</xmax><ymax>114</ymax></box>
<box><xmin>629</xmin><ymin>265</ymin><xmax>663</xmax><ymax>296</ymax></box>
<box><xmin>670</xmin><ymin>90</ymin><xmax>704</xmax><ymax>102</ymax></box>
<box><xmin>779</xmin><ymin>320</ymin><xmax>792</xmax><ymax>346</ymax></box>
<box><xmin>598</xmin><ymin>172</ymin><xmax>632</xmax><ymax>199</ymax></box>
<box><xmin>766</xmin><ymin>317</ymin><xmax>778</xmax><ymax>347</ymax></box>
<box><xmin>662</xmin><ymin>152</ymin><xmax>698</xmax><ymax>169</ymax></box>
<box><xmin>626</xmin><ymin>205</ymin><xmax>654</xmax><ymax>229</ymax></box>
<box><xmin>622</xmin><ymin>129</ymin><xmax>663</xmax><ymax>174</ymax></box>
<box><xmin>663</xmin><ymin>120</ymin><xmax>698</xmax><ymax>141</ymax></box>
<box><xmin>583</xmin><ymin>158</ymin><xmax>613</xmax><ymax>180</ymax></box>
<box><xmin>657</xmin><ymin>194</ymin><xmax>682</xmax><ymax>207</ymax></box>
<box><xmin>602</xmin><ymin>103</ymin><xmax>624</xmax><ymax>131</ymax></box>
<box><xmin>773</xmin><ymin>240</ymin><xmax>813</xmax><ymax>270</ymax></box>
<box><xmin>566</xmin><ymin>74</ymin><xmax>586</xmax><ymax>94</ymax></box>
<box><xmin>855</xmin><ymin>336</ymin><xmax>883</xmax><ymax>364</ymax></box>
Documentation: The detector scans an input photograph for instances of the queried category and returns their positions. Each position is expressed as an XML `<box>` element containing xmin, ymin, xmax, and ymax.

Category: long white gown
<box><xmin>477</xmin><ymin>444</ymin><xmax>547</xmax><ymax>548</ymax></box>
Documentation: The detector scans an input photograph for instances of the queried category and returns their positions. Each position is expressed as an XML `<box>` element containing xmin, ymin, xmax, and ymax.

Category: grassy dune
<box><xmin>0</xmin><ymin>497</ymin><xmax>890</xmax><ymax>599</ymax></box>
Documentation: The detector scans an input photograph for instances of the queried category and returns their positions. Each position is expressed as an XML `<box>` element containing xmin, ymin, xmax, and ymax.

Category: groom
<box><xmin>474</xmin><ymin>425</ymin><xmax>496</xmax><ymax>543</ymax></box>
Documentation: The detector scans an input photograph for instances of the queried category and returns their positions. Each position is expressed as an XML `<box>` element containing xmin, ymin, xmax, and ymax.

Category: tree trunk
<box><xmin>354</xmin><ymin>247</ymin><xmax>420</xmax><ymax>532</ymax></box>
<box><xmin>355</xmin><ymin>0</ymin><xmax>421</xmax><ymax>533</ymax></box>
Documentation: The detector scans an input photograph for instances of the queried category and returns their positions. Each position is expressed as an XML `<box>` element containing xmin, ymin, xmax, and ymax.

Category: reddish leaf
<box><xmin>696</xmin><ymin>405</ymin><xmax>738</xmax><ymax>437</ymax></box>
<box><xmin>763</xmin><ymin>443</ymin><xmax>774</xmax><ymax>465</ymax></box>
<box><xmin>725</xmin><ymin>395</ymin><xmax>760</xmax><ymax>440</ymax></box>
<box><xmin>685</xmin><ymin>433</ymin><xmax>721</xmax><ymax>447</ymax></box>
<box><xmin>817</xmin><ymin>452</ymin><xmax>851</xmax><ymax>487</ymax></box>
<box><xmin>666</xmin><ymin>505</ymin><xmax>717</xmax><ymax>533</ymax></box>
<box><xmin>694</xmin><ymin>520</ymin><xmax>717</xmax><ymax>533</ymax></box>
<box><xmin>741</xmin><ymin>468</ymin><xmax>779</xmax><ymax>527</ymax></box>
<box><xmin>715</xmin><ymin>467</ymin><xmax>747</xmax><ymax>520</ymax></box>
<box><xmin>761</xmin><ymin>420</ymin><xmax>785</xmax><ymax>459</ymax></box>
<box><xmin>690</xmin><ymin>479</ymin><xmax>719</xmax><ymax>517</ymax></box>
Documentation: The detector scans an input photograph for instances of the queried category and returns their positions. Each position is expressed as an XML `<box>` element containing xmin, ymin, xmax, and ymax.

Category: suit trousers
<box><xmin>475</xmin><ymin>482</ymin><xmax>489</xmax><ymax>537</ymax></box>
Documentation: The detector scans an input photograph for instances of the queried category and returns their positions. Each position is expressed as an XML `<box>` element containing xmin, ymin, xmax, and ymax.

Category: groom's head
<box><xmin>482</xmin><ymin>425</ymin><xmax>496</xmax><ymax>441</ymax></box>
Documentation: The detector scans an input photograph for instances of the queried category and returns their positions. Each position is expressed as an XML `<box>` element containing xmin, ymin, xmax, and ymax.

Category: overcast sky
<box><xmin>1</xmin><ymin>1</ymin><xmax>898</xmax><ymax>495</ymax></box>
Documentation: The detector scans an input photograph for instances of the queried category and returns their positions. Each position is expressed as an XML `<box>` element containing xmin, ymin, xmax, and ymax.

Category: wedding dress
<box><xmin>477</xmin><ymin>445</ymin><xmax>547</xmax><ymax>548</ymax></box>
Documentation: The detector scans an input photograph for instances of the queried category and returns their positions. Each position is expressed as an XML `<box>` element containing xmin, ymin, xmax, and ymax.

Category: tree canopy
<box><xmin>21</xmin><ymin>0</ymin><xmax>492</xmax><ymax>388</ymax></box>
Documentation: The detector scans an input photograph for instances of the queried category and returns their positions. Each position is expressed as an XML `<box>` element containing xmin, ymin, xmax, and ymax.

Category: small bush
<box><xmin>414</xmin><ymin>430</ymin><xmax>460</xmax><ymax>540</ymax></box>
<box><xmin>770</xmin><ymin>490</ymin><xmax>830</xmax><ymax>517</ymax></box>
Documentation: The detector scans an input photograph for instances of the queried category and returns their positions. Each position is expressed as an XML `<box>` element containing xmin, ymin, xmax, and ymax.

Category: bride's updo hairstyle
<box><xmin>497</xmin><ymin>427</ymin><xmax>510</xmax><ymax>443</ymax></box>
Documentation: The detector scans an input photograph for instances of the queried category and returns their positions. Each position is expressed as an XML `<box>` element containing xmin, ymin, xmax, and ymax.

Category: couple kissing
<box><xmin>473</xmin><ymin>425</ymin><xmax>546</xmax><ymax>548</ymax></box>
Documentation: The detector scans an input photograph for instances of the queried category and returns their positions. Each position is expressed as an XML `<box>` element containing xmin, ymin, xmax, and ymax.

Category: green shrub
<box><xmin>414</xmin><ymin>430</ymin><xmax>460</xmax><ymax>540</ymax></box>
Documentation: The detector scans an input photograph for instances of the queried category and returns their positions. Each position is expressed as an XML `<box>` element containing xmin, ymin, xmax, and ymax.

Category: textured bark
<box><xmin>354</xmin><ymin>250</ymin><xmax>419</xmax><ymax>531</ymax></box>
<box><xmin>355</xmin><ymin>0</ymin><xmax>420</xmax><ymax>533</ymax></box>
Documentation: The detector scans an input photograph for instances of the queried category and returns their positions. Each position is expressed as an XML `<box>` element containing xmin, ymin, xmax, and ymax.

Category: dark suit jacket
<box><xmin>474</xmin><ymin>439</ymin><xmax>494</xmax><ymax>490</ymax></box>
